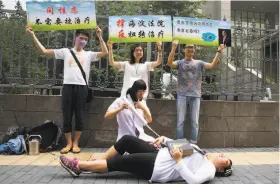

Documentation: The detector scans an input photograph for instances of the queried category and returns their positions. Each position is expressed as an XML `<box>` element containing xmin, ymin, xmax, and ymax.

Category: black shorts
<box><xmin>107</xmin><ymin>135</ymin><xmax>158</xmax><ymax>179</ymax></box>
<box><xmin>62</xmin><ymin>84</ymin><xmax>88</xmax><ymax>133</ymax></box>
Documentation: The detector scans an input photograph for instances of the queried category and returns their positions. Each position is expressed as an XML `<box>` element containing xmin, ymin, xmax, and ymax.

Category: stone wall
<box><xmin>0</xmin><ymin>94</ymin><xmax>279</xmax><ymax>148</ymax></box>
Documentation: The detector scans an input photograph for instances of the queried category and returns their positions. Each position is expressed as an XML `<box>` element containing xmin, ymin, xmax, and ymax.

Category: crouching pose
<box><xmin>104</xmin><ymin>79</ymin><xmax>155</xmax><ymax>142</ymax></box>
<box><xmin>59</xmin><ymin>135</ymin><xmax>233</xmax><ymax>184</ymax></box>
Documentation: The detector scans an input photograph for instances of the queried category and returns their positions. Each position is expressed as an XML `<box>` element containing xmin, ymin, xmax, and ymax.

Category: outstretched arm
<box><xmin>204</xmin><ymin>44</ymin><xmax>225</xmax><ymax>69</ymax></box>
<box><xmin>95</xmin><ymin>26</ymin><xmax>108</xmax><ymax>58</ymax></box>
<box><xmin>167</xmin><ymin>40</ymin><xmax>179</xmax><ymax>69</ymax></box>
<box><xmin>151</xmin><ymin>41</ymin><xmax>163</xmax><ymax>68</ymax></box>
<box><xmin>26</xmin><ymin>25</ymin><xmax>54</xmax><ymax>56</ymax></box>
<box><xmin>107</xmin><ymin>40</ymin><xmax>122</xmax><ymax>69</ymax></box>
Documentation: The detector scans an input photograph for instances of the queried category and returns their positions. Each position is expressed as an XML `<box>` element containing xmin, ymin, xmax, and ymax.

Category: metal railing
<box><xmin>0</xmin><ymin>1</ymin><xmax>278</xmax><ymax>100</ymax></box>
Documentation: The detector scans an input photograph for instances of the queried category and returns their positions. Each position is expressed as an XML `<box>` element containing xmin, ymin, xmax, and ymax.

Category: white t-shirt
<box><xmin>150</xmin><ymin>137</ymin><xmax>216</xmax><ymax>183</ymax></box>
<box><xmin>118</xmin><ymin>61</ymin><xmax>154</xmax><ymax>99</ymax></box>
<box><xmin>54</xmin><ymin>48</ymin><xmax>99</xmax><ymax>85</ymax></box>
<box><xmin>107</xmin><ymin>95</ymin><xmax>155</xmax><ymax>142</ymax></box>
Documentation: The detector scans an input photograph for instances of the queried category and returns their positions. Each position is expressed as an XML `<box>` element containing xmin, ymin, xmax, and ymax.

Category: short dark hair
<box><xmin>75</xmin><ymin>29</ymin><xmax>90</xmax><ymax>39</ymax></box>
<box><xmin>184</xmin><ymin>44</ymin><xmax>195</xmax><ymax>49</ymax></box>
<box><xmin>215</xmin><ymin>159</ymin><xmax>233</xmax><ymax>177</ymax></box>
<box><xmin>130</xmin><ymin>44</ymin><xmax>144</xmax><ymax>64</ymax></box>
<box><xmin>126</xmin><ymin>79</ymin><xmax>147</xmax><ymax>102</ymax></box>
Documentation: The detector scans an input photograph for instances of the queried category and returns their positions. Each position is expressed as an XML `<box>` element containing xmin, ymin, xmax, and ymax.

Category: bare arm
<box><xmin>167</xmin><ymin>40</ymin><xmax>179</xmax><ymax>69</ymax></box>
<box><xmin>95</xmin><ymin>27</ymin><xmax>108</xmax><ymax>58</ymax></box>
<box><xmin>204</xmin><ymin>44</ymin><xmax>225</xmax><ymax>69</ymax></box>
<box><xmin>151</xmin><ymin>41</ymin><xmax>163</xmax><ymax>68</ymax></box>
<box><xmin>104</xmin><ymin>108</ymin><xmax>122</xmax><ymax>119</ymax></box>
<box><xmin>142</xmin><ymin>107</ymin><xmax>152</xmax><ymax>123</ymax></box>
<box><xmin>26</xmin><ymin>26</ymin><xmax>54</xmax><ymax>56</ymax></box>
<box><xmin>107</xmin><ymin>40</ymin><xmax>121</xmax><ymax>69</ymax></box>
<box><xmin>104</xmin><ymin>103</ymin><xmax>127</xmax><ymax>119</ymax></box>
<box><xmin>135</xmin><ymin>101</ymin><xmax>152</xmax><ymax>123</ymax></box>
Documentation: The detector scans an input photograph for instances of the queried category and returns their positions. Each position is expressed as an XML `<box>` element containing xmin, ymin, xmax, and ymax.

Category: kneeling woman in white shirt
<box><xmin>60</xmin><ymin>135</ymin><xmax>233</xmax><ymax>184</ymax></box>
<box><xmin>104</xmin><ymin>79</ymin><xmax>155</xmax><ymax>142</ymax></box>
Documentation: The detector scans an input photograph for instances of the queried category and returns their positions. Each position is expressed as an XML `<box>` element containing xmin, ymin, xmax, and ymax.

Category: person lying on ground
<box><xmin>59</xmin><ymin>135</ymin><xmax>233</xmax><ymax>184</ymax></box>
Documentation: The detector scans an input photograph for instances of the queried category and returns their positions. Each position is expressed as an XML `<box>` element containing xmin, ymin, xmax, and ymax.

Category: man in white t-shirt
<box><xmin>26</xmin><ymin>26</ymin><xmax>108</xmax><ymax>154</ymax></box>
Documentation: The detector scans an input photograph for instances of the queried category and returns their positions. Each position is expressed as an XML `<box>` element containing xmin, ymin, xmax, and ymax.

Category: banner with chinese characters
<box><xmin>173</xmin><ymin>17</ymin><xmax>231</xmax><ymax>46</ymax></box>
<box><xmin>26</xmin><ymin>1</ymin><xmax>96</xmax><ymax>31</ymax></box>
<box><xmin>109</xmin><ymin>16</ymin><xmax>172</xmax><ymax>43</ymax></box>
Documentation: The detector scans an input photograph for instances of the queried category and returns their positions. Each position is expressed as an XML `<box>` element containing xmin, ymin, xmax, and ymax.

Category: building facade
<box><xmin>201</xmin><ymin>1</ymin><xmax>279</xmax><ymax>100</ymax></box>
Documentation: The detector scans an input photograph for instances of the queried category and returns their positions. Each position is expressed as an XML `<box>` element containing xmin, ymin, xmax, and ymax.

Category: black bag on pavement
<box><xmin>25</xmin><ymin>120</ymin><xmax>62</xmax><ymax>153</ymax></box>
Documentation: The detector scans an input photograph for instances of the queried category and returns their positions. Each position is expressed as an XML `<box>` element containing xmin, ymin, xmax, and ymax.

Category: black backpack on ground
<box><xmin>25</xmin><ymin>120</ymin><xmax>63</xmax><ymax>153</ymax></box>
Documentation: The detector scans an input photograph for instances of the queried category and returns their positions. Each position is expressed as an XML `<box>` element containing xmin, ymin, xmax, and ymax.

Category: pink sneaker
<box><xmin>59</xmin><ymin>155</ymin><xmax>81</xmax><ymax>177</ymax></box>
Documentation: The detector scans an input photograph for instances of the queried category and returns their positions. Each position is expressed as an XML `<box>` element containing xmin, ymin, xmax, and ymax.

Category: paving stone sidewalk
<box><xmin>0</xmin><ymin>147</ymin><xmax>279</xmax><ymax>184</ymax></box>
